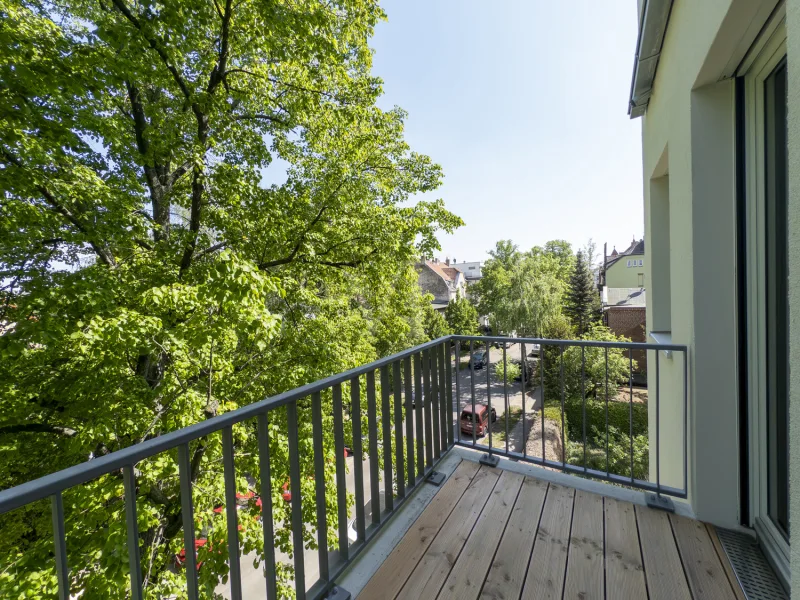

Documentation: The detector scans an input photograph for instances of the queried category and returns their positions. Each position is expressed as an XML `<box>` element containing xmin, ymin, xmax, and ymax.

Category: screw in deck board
<box><xmin>426</xmin><ymin>470</ymin><xmax>446</xmax><ymax>486</ymax></box>
<box><xmin>645</xmin><ymin>493</ymin><xmax>675</xmax><ymax>512</ymax></box>
<box><xmin>479</xmin><ymin>453</ymin><xmax>499</xmax><ymax>467</ymax></box>
<box><xmin>324</xmin><ymin>586</ymin><xmax>352</xmax><ymax>600</ymax></box>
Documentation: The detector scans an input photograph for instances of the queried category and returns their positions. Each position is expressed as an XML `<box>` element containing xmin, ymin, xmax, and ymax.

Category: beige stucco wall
<box><xmin>604</xmin><ymin>257</ymin><xmax>646</xmax><ymax>288</ymax></box>
<box><xmin>640</xmin><ymin>0</ymin><xmax>743</xmax><ymax>528</ymax></box>
<box><xmin>786</xmin><ymin>2</ymin><xmax>800</xmax><ymax>596</ymax></box>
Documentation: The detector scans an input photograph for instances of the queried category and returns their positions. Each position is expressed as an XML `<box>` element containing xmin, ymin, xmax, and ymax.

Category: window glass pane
<box><xmin>764</xmin><ymin>60</ymin><xmax>789</xmax><ymax>537</ymax></box>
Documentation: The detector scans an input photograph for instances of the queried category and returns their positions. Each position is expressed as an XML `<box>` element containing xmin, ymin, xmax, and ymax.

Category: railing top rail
<box><xmin>451</xmin><ymin>334</ymin><xmax>688</xmax><ymax>352</ymax></box>
<box><xmin>0</xmin><ymin>336</ymin><xmax>450</xmax><ymax>515</ymax></box>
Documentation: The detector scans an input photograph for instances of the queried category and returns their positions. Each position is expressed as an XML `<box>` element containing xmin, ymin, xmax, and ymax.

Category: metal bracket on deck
<box><xmin>645</xmin><ymin>493</ymin><xmax>675</xmax><ymax>512</ymax></box>
<box><xmin>323</xmin><ymin>585</ymin><xmax>352</xmax><ymax>600</ymax></box>
<box><xmin>479</xmin><ymin>453</ymin><xmax>500</xmax><ymax>467</ymax></box>
<box><xmin>426</xmin><ymin>471</ymin><xmax>446</xmax><ymax>486</ymax></box>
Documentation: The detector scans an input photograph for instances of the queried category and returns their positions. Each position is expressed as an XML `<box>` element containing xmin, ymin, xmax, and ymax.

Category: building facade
<box><xmin>416</xmin><ymin>259</ymin><xmax>467</xmax><ymax>311</ymax></box>
<box><xmin>630</xmin><ymin>0</ymin><xmax>799</xmax><ymax>590</ymax></box>
<box><xmin>601</xmin><ymin>238</ymin><xmax>646</xmax><ymax>288</ymax></box>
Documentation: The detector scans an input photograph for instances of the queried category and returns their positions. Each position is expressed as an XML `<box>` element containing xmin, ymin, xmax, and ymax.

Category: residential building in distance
<box><xmin>416</xmin><ymin>258</ymin><xmax>467</xmax><ymax>312</ymax></box>
<box><xmin>601</xmin><ymin>287</ymin><xmax>647</xmax><ymax>383</ymax></box>
<box><xmin>600</xmin><ymin>237</ymin><xmax>646</xmax><ymax>288</ymax></box>
<box><xmin>449</xmin><ymin>259</ymin><xmax>483</xmax><ymax>282</ymax></box>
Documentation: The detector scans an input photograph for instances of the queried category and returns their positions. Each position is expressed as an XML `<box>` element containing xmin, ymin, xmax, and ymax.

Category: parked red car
<box><xmin>460</xmin><ymin>404</ymin><xmax>497</xmax><ymax>437</ymax></box>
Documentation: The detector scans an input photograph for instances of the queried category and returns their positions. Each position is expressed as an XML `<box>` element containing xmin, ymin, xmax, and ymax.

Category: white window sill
<box><xmin>649</xmin><ymin>330</ymin><xmax>673</xmax><ymax>359</ymax></box>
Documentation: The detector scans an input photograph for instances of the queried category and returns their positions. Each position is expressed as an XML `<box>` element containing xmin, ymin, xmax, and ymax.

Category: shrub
<box><xmin>562</xmin><ymin>397</ymin><xmax>648</xmax><ymax>441</ymax></box>
<box><xmin>493</xmin><ymin>360</ymin><xmax>520</xmax><ymax>383</ymax></box>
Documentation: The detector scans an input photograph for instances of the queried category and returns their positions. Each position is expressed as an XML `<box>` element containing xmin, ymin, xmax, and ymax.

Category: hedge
<box><xmin>562</xmin><ymin>397</ymin><xmax>648</xmax><ymax>442</ymax></box>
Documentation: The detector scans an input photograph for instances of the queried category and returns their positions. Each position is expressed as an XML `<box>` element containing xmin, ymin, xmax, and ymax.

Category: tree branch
<box><xmin>110</xmin><ymin>0</ymin><xmax>192</xmax><ymax>100</ymax></box>
<box><xmin>258</xmin><ymin>205</ymin><xmax>328</xmax><ymax>270</ymax></box>
<box><xmin>0</xmin><ymin>423</ymin><xmax>77</xmax><ymax>437</ymax></box>
<box><xmin>1</xmin><ymin>148</ymin><xmax>116</xmax><ymax>267</ymax></box>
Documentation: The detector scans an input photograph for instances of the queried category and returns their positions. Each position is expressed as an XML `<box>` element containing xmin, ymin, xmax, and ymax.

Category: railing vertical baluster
<box><xmin>311</xmin><ymin>392</ymin><xmax>329</xmax><ymax>582</ymax></box>
<box><xmin>414</xmin><ymin>353</ymin><xmax>424</xmax><ymax>477</ymax></box>
<box><xmin>380</xmin><ymin>366</ymin><xmax>394</xmax><ymax>513</ymax></box>
<box><xmin>581</xmin><ymin>346</ymin><xmax>587</xmax><ymax>472</ymax></box>
<box><xmin>222</xmin><ymin>426</ymin><xmax>243</xmax><ymax>600</ymax></box>
<box><xmin>123</xmin><ymin>464</ymin><xmax>143</xmax><ymax>600</ymax></box>
<box><xmin>366</xmin><ymin>371</ymin><xmax>381</xmax><ymax>524</ymax></box>
<box><xmin>486</xmin><ymin>340</ymin><xmax>493</xmax><ymax>453</ymax></box>
<box><xmin>257</xmin><ymin>413</ymin><xmax>278</xmax><ymax>599</ymax></box>
<box><xmin>469</xmin><ymin>340</ymin><xmax>476</xmax><ymax>446</ymax></box>
<box><xmin>287</xmin><ymin>403</ymin><xmax>306</xmax><ymax>600</ymax></box>
<box><xmin>656</xmin><ymin>352</ymin><xmax>661</xmax><ymax>495</ymax></box>
<box><xmin>51</xmin><ymin>492</ymin><xmax>69</xmax><ymax>600</ymax></box>
<box><xmin>683</xmin><ymin>350</ymin><xmax>689</xmax><ymax>497</ymax></box>
<box><xmin>439</xmin><ymin>343</ymin><xmax>449</xmax><ymax>455</ymax></box>
<box><xmin>177</xmin><ymin>444</ymin><xmax>199</xmax><ymax>599</ymax></box>
<box><xmin>422</xmin><ymin>349</ymin><xmax>434</xmax><ymax>467</ymax></box>
<box><xmin>430</xmin><ymin>347</ymin><xmax>441</xmax><ymax>459</ymax></box>
<box><xmin>445</xmin><ymin>342</ymin><xmax>454</xmax><ymax>446</ymax></box>
<box><xmin>503</xmin><ymin>345</ymin><xmax>509</xmax><ymax>455</ymax></box>
<box><xmin>630</xmin><ymin>353</ymin><xmax>635</xmax><ymax>483</ymax></box>
<box><xmin>332</xmin><ymin>385</ymin><xmax>349</xmax><ymax>562</ymax></box>
<box><xmin>393</xmin><ymin>361</ymin><xmax>405</xmax><ymax>499</ymax></box>
<box><xmin>455</xmin><ymin>341</ymin><xmax>461</xmax><ymax>444</ymax></box>
<box><xmin>605</xmin><ymin>348</ymin><xmax>610</xmax><ymax>477</ymax></box>
<box><xmin>404</xmin><ymin>357</ymin><xmax>415</xmax><ymax>487</ymax></box>
<box><xmin>541</xmin><ymin>344</ymin><xmax>545</xmax><ymax>462</ymax></box>
<box><xmin>521</xmin><ymin>342</ymin><xmax>527</xmax><ymax>458</ymax></box>
<box><xmin>560</xmin><ymin>347</ymin><xmax>566</xmax><ymax>468</ymax></box>
<box><xmin>629</xmin><ymin>353</ymin><xmax>634</xmax><ymax>484</ymax></box>
<box><xmin>351</xmin><ymin>378</ymin><xmax>366</xmax><ymax>542</ymax></box>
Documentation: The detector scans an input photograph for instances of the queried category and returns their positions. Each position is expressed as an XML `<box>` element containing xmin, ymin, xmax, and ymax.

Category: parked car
<box><xmin>459</xmin><ymin>404</ymin><xmax>497</xmax><ymax>437</ymax></box>
<box><xmin>348</xmin><ymin>490</ymin><xmax>388</xmax><ymax>543</ymax></box>
<box><xmin>469</xmin><ymin>351</ymin><xmax>487</xmax><ymax>370</ymax></box>
<box><xmin>527</xmin><ymin>344</ymin><xmax>541</xmax><ymax>357</ymax></box>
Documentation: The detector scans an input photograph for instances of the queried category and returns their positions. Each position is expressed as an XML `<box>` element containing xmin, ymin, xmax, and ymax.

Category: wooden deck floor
<box><xmin>356</xmin><ymin>460</ymin><xmax>745</xmax><ymax>600</ymax></box>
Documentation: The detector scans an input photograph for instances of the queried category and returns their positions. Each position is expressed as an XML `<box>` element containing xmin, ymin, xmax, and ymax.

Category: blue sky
<box><xmin>370</xmin><ymin>1</ymin><xmax>644</xmax><ymax>262</ymax></box>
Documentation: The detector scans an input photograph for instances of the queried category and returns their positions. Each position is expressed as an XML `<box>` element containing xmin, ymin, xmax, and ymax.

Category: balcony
<box><xmin>0</xmin><ymin>335</ymin><xmax>767</xmax><ymax>600</ymax></box>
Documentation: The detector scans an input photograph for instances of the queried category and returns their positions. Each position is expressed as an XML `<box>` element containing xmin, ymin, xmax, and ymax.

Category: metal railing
<box><xmin>452</xmin><ymin>335</ymin><xmax>689</xmax><ymax>500</ymax></box>
<box><xmin>0</xmin><ymin>333</ymin><xmax>688</xmax><ymax>599</ymax></box>
<box><xmin>0</xmin><ymin>338</ymin><xmax>454</xmax><ymax>600</ymax></box>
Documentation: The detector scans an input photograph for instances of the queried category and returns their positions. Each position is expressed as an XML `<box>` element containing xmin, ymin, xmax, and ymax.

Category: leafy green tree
<box><xmin>422</xmin><ymin>300</ymin><xmax>452</xmax><ymax>340</ymax></box>
<box><xmin>532</xmin><ymin>239</ymin><xmax>575</xmax><ymax>283</ymax></box>
<box><xmin>564</xmin><ymin>250</ymin><xmax>599</xmax><ymax>336</ymax></box>
<box><xmin>0</xmin><ymin>1</ymin><xmax>461</xmax><ymax>597</ymax></box>
<box><xmin>476</xmin><ymin>241</ymin><xmax>564</xmax><ymax>337</ymax></box>
<box><xmin>444</xmin><ymin>293</ymin><xmax>479</xmax><ymax>336</ymax></box>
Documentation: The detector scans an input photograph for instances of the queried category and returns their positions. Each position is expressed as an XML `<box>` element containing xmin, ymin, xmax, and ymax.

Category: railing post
<box><xmin>445</xmin><ymin>341</ymin><xmax>454</xmax><ymax>447</ymax></box>
<box><xmin>404</xmin><ymin>357</ymin><xmax>415</xmax><ymax>488</ymax></box>
<box><xmin>350</xmin><ymin>378</ymin><xmax>366</xmax><ymax>542</ymax></box>
<box><xmin>256</xmin><ymin>413</ymin><xmax>278</xmax><ymax>599</ymax></box>
<box><xmin>332</xmin><ymin>385</ymin><xmax>349</xmax><ymax>562</ymax></box>
<box><xmin>222</xmin><ymin>426</ymin><xmax>243</xmax><ymax>600</ymax></box>
<box><xmin>366</xmin><ymin>371</ymin><xmax>381</xmax><ymax>524</ymax></box>
<box><xmin>393</xmin><ymin>361</ymin><xmax>405</xmax><ymax>499</ymax></box>
<box><xmin>380</xmin><ymin>366</ymin><xmax>394</xmax><ymax>512</ymax></box>
<box><xmin>123</xmin><ymin>464</ymin><xmax>143</xmax><ymax>600</ymax></box>
<box><xmin>51</xmin><ymin>492</ymin><xmax>69</xmax><ymax>600</ymax></box>
<box><xmin>311</xmin><ymin>392</ymin><xmax>329</xmax><ymax>582</ymax></box>
<box><xmin>454</xmin><ymin>341</ymin><xmax>461</xmax><ymax>445</ymax></box>
<box><xmin>287</xmin><ymin>403</ymin><xmax>306</xmax><ymax>600</ymax></box>
<box><xmin>177</xmin><ymin>443</ymin><xmax>199</xmax><ymax>599</ymax></box>
<box><xmin>479</xmin><ymin>339</ymin><xmax>498</xmax><ymax>467</ymax></box>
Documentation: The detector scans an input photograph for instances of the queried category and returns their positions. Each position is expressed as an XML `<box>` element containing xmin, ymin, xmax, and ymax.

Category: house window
<box><xmin>626</xmin><ymin>260</ymin><xmax>632</xmax><ymax>267</ymax></box>
<box><xmin>468</xmin><ymin>266</ymin><xmax>475</xmax><ymax>270</ymax></box>
<box><xmin>639</xmin><ymin>259</ymin><xmax>644</xmax><ymax>266</ymax></box>
<box><xmin>638</xmin><ymin>273</ymin><xmax>645</xmax><ymax>287</ymax></box>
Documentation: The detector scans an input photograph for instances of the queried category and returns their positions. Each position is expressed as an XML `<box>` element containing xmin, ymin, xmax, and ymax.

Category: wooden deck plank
<box><xmin>480</xmin><ymin>477</ymin><xmax>549</xmax><ymax>600</ymax></box>
<box><xmin>357</xmin><ymin>460</ymin><xmax>480</xmax><ymax>600</ymax></box>
<box><xmin>438</xmin><ymin>470</ymin><xmax>524</xmax><ymax>599</ymax></box>
<box><xmin>563</xmin><ymin>491</ymin><xmax>604</xmax><ymax>600</ymax></box>
<box><xmin>635</xmin><ymin>505</ymin><xmax>691</xmax><ymax>600</ymax></box>
<box><xmin>670</xmin><ymin>514</ymin><xmax>738</xmax><ymax>600</ymax></box>
<box><xmin>706</xmin><ymin>524</ymin><xmax>747</xmax><ymax>600</ymax></box>
<box><xmin>396</xmin><ymin>465</ymin><xmax>501</xmax><ymax>600</ymax></box>
<box><xmin>604</xmin><ymin>497</ymin><xmax>647</xmax><ymax>600</ymax></box>
<box><xmin>520</xmin><ymin>483</ymin><xmax>575</xmax><ymax>600</ymax></box>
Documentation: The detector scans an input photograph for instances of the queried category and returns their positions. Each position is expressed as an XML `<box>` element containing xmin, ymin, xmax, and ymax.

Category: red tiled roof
<box><xmin>425</xmin><ymin>260</ymin><xmax>460</xmax><ymax>283</ymax></box>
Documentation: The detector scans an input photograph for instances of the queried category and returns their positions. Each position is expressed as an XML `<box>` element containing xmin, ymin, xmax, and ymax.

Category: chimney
<box><xmin>454</xmin><ymin>258</ymin><xmax>457</xmax><ymax>263</ymax></box>
<box><xmin>445</xmin><ymin>257</ymin><xmax>450</xmax><ymax>266</ymax></box>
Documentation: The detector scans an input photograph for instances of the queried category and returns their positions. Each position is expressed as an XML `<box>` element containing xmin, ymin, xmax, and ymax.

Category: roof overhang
<box><xmin>628</xmin><ymin>0</ymin><xmax>674</xmax><ymax>118</ymax></box>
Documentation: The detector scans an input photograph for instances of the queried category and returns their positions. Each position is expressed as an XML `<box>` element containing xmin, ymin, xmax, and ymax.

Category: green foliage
<box><xmin>564</xmin><ymin>250</ymin><xmax>600</xmax><ymax>336</ymax></box>
<box><xmin>422</xmin><ymin>300</ymin><xmax>452</xmax><ymax>341</ymax></box>
<box><xmin>444</xmin><ymin>293</ymin><xmax>479</xmax><ymax>336</ymax></box>
<box><xmin>475</xmin><ymin>240</ymin><xmax>565</xmax><ymax>337</ymax></box>
<box><xmin>562</xmin><ymin>398</ymin><xmax>649</xmax><ymax>441</ymax></box>
<box><xmin>0</xmin><ymin>0</ymin><xmax>462</xmax><ymax>596</ymax></box>
<box><xmin>542</xmin><ymin>324</ymin><xmax>633</xmax><ymax>402</ymax></box>
<box><xmin>566</xmin><ymin>427</ymin><xmax>649</xmax><ymax>481</ymax></box>
<box><xmin>493</xmin><ymin>360</ymin><xmax>520</xmax><ymax>383</ymax></box>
